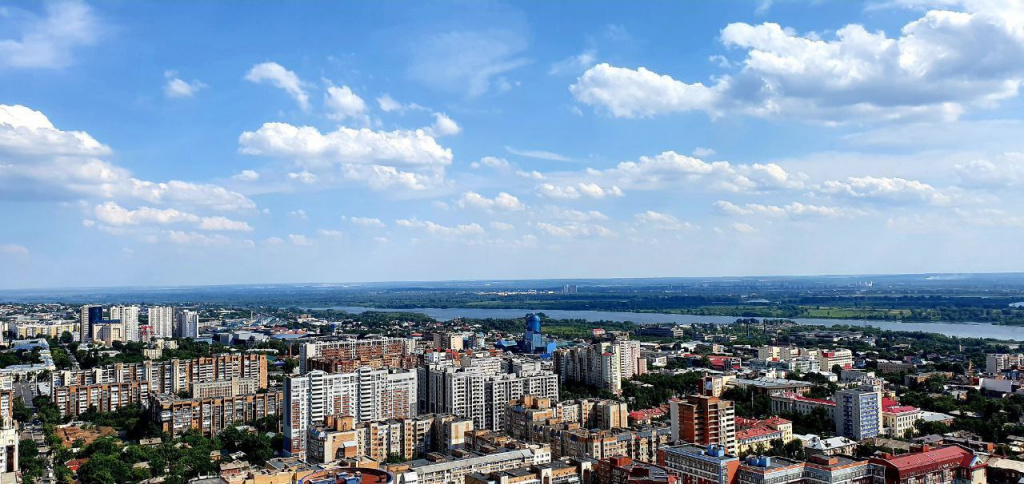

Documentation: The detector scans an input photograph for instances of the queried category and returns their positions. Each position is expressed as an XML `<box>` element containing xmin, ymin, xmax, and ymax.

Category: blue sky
<box><xmin>3</xmin><ymin>0</ymin><xmax>1024</xmax><ymax>288</ymax></box>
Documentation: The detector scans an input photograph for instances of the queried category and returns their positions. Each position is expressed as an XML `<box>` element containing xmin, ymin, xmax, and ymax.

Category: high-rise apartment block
<box><xmin>300</xmin><ymin>337</ymin><xmax>413</xmax><ymax>373</ymax></box>
<box><xmin>51</xmin><ymin>353</ymin><xmax>268</xmax><ymax>417</ymax></box>
<box><xmin>283</xmin><ymin>367</ymin><xmax>418</xmax><ymax>458</ymax></box>
<box><xmin>616</xmin><ymin>340</ymin><xmax>646</xmax><ymax>380</ymax></box>
<box><xmin>555</xmin><ymin>340</ymin><xmax>646</xmax><ymax>396</ymax></box>
<box><xmin>835</xmin><ymin>384</ymin><xmax>882</xmax><ymax>440</ymax></box>
<box><xmin>109</xmin><ymin>305</ymin><xmax>140</xmax><ymax>342</ymax></box>
<box><xmin>174</xmin><ymin>309</ymin><xmax>199</xmax><ymax>339</ymax></box>
<box><xmin>148</xmin><ymin>306</ymin><xmax>175</xmax><ymax>339</ymax></box>
<box><xmin>149</xmin><ymin>390</ymin><xmax>283</xmax><ymax>436</ymax></box>
<box><xmin>669</xmin><ymin>384</ymin><xmax>737</xmax><ymax>454</ymax></box>
<box><xmin>817</xmin><ymin>349</ymin><xmax>854</xmax><ymax>371</ymax></box>
<box><xmin>79</xmin><ymin>305</ymin><xmax>102</xmax><ymax>343</ymax></box>
<box><xmin>417</xmin><ymin>362</ymin><xmax>559</xmax><ymax>433</ymax></box>
<box><xmin>306</xmin><ymin>414</ymin><xmax>471</xmax><ymax>464</ymax></box>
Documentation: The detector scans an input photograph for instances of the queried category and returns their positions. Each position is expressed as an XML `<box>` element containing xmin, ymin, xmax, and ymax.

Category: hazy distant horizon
<box><xmin>3</xmin><ymin>271</ymin><xmax>1024</xmax><ymax>295</ymax></box>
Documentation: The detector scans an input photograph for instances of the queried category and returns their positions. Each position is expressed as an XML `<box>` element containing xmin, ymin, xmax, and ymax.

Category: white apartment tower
<box><xmin>148</xmin><ymin>306</ymin><xmax>175</xmax><ymax>339</ymax></box>
<box><xmin>109</xmin><ymin>306</ymin><xmax>140</xmax><ymax>342</ymax></box>
<box><xmin>554</xmin><ymin>342</ymin><xmax>624</xmax><ymax>395</ymax></box>
<box><xmin>174</xmin><ymin>309</ymin><xmax>199</xmax><ymax>339</ymax></box>
<box><xmin>418</xmin><ymin>363</ymin><xmax>559</xmax><ymax>432</ymax></box>
<box><xmin>615</xmin><ymin>340</ymin><xmax>644</xmax><ymax>380</ymax></box>
<box><xmin>284</xmin><ymin>368</ymin><xmax>417</xmax><ymax>459</ymax></box>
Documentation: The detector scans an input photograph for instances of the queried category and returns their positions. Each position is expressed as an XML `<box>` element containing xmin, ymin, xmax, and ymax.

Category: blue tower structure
<box><xmin>87</xmin><ymin>306</ymin><xmax>102</xmax><ymax>325</ymax></box>
<box><xmin>521</xmin><ymin>313</ymin><xmax>544</xmax><ymax>353</ymax></box>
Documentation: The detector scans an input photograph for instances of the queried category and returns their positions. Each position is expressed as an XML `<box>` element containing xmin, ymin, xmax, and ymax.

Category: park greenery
<box><xmin>15</xmin><ymin>394</ymin><xmax>282</xmax><ymax>484</ymax></box>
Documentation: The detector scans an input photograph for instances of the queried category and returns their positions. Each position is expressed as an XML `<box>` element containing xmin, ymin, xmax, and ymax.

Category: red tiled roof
<box><xmin>882</xmin><ymin>397</ymin><xmax>920</xmax><ymax>414</ymax></box>
<box><xmin>629</xmin><ymin>408</ymin><xmax>666</xmax><ymax>420</ymax></box>
<box><xmin>762</xmin><ymin>416</ymin><xmax>791</xmax><ymax>427</ymax></box>
<box><xmin>785</xmin><ymin>392</ymin><xmax>836</xmax><ymax>406</ymax></box>
<box><xmin>875</xmin><ymin>446</ymin><xmax>972</xmax><ymax>475</ymax></box>
<box><xmin>737</xmin><ymin>426</ymin><xmax>781</xmax><ymax>440</ymax></box>
<box><xmin>884</xmin><ymin>405</ymin><xmax>920</xmax><ymax>414</ymax></box>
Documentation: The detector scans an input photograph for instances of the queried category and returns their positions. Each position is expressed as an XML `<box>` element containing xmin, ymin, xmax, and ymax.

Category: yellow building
<box><xmin>11</xmin><ymin>321</ymin><xmax>78</xmax><ymax>340</ymax></box>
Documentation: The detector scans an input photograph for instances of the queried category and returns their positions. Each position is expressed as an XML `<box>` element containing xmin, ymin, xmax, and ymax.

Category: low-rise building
<box><xmin>657</xmin><ymin>444</ymin><xmax>739</xmax><ymax>484</ymax></box>
<box><xmin>738</xmin><ymin>455</ymin><xmax>805</xmax><ymax>484</ymax></box>
<box><xmin>735</xmin><ymin>416</ymin><xmax>793</xmax><ymax>455</ymax></box>
<box><xmin>817</xmin><ymin>349</ymin><xmax>854</xmax><ymax>372</ymax></box>
<box><xmin>10</xmin><ymin>320</ymin><xmax>78</xmax><ymax>340</ymax></box>
<box><xmin>869</xmin><ymin>445</ymin><xmax>986</xmax><ymax>484</ymax></box>
<box><xmin>797</xmin><ymin>435</ymin><xmax>859</xmax><ymax>456</ymax></box>
<box><xmin>596</xmin><ymin>456</ymin><xmax>677</xmax><ymax>484</ymax></box>
<box><xmin>465</xmin><ymin>460</ymin><xmax>586</xmax><ymax>484</ymax></box>
<box><xmin>402</xmin><ymin>448</ymin><xmax>550</xmax><ymax>484</ymax></box>
<box><xmin>877</xmin><ymin>359</ymin><xmax>916</xmax><ymax>374</ymax></box>
<box><xmin>770</xmin><ymin>392</ymin><xmax>836</xmax><ymax>419</ymax></box>
<box><xmin>881</xmin><ymin>398</ymin><xmax>922</xmax><ymax>439</ymax></box>
<box><xmin>730</xmin><ymin>378</ymin><xmax>814</xmax><ymax>396</ymax></box>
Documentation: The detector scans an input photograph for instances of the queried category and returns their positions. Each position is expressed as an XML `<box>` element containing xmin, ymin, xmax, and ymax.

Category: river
<box><xmin>319</xmin><ymin>306</ymin><xmax>1024</xmax><ymax>341</ymax></box>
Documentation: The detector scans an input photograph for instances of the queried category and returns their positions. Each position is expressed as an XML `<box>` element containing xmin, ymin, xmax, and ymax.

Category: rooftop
<box><xmin>737</xmin><ymin>426</ymin><xmax>782</xmax><ymax>441</ymax></box>
<box><xmin>872</xmin><ymin>446</ymin><xmax>975</xmax><ymax>475</ymax></box>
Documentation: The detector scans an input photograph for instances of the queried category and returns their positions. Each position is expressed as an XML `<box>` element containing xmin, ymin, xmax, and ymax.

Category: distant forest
<box><xmin>6</xmin><ymin>274</ymin><xmax>1024</xmax><ymax>325</ymax></box>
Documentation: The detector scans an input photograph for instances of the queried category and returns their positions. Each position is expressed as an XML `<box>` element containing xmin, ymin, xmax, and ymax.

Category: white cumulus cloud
<box><xmin>348</xmin><ymin>216</ymin><xmax>386</xmax><ymax>228</ymax></box>
<box><xmin>288</xmin><ymin>234</ymin><xmax>313</xmax><ymax>246</ymax></box>
<box><xmin>456</xmin><ymin>192</ymin><xmax>525</xmax><ymax>212</ymax></box>
<box><xmin>428</xmin><ymin>113</ymin><xmax>461</xmax><ymax>137</ymax></box>
<box><xmin>714</xmin><ymin>200</ymin><xmax>861</xmax><ymax>218</ymax></box>
<box><xmin>245</xmin><ymin>62</ymin><xmax>310</xmax><ymax>110</ymax></box>
<box><xmin>324</xmin><ymin>85</ymin><xmax>367</xmax><ymax>121</ymax></box>
<box><xmin>572</xmin><ymin>1</ymin><xmax>1024</xmax><ymax>123</ymax></box>
<box><xmin>634</xmin><ymin>211</ymin><xmax>695</xmax><ymax>231</ymax></box>
<box><xmin>198</xmin><ymin>216</ymin><xmax>253</xmax><ymax>231</ymax></box>
<box><xmin>396</xmin><ymin>218</ymin><xmax>485</xmax><ymax>237</ymax></box>
<box><xmin>164</xmin><ymin>70</ymin><xmax>207</xmax><ymax>98</ymax></box>
<box><xmin>818</xmin><ymin>176</ymin><xmax>951</xmax><ymax>205</ymax></box>
<box><xmin>536</xmin><ymin>222</ymin><xmax>615</xmax><ymax>238</ymax></box>
<box><xmin>0</xmin><ymin>0</ymin><xmax>100</xmax><ymax>69</ymax></box>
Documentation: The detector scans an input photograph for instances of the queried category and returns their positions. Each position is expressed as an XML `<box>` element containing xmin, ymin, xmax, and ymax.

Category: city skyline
<box><xmin>4</xmin><ymin>0</ymin><xmax>1024</xmax><ymax>289</ymax></box>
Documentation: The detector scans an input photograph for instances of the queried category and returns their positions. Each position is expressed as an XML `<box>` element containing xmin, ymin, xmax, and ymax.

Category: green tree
<box><xmin>32</xmin><ymin>396</ymin><xmax>62</xmax><ymax>425</ymax></box>
<box><xmin>281</xmin><ymin>358</ymin><xmax>298</xmax><ymax>374</ymax></box>
<box><xmin>12</xmin><ymin>397</ymin><xmax>30</xmax><ymax>423</ymax></box>
<box><xmin>78</xmin><ymin>453</ymin><xmax>133</xmax><ymax>484</ymax></box>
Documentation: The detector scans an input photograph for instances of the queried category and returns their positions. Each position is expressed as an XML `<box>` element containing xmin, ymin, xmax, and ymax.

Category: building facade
<box><xmin>418</xmin><ymin>363</ymin><xmax>559</xmax><ymax>433</ymax></box>
<box><xmin>658</xmin><ymin>444</ymin><xmax>739</xmax><ymax>484</ymax></box>
<box><xmin>670</xmin><ymin>394</ymin><xmax>737</xmax><ymax>454</ymax></box>
<box><xmin>149</xmin><ymin>390</ymin><xmax>283</xmax><ymax>436</ymax></box>
<box><xmin>148</xmin><ymin>306</ymin><xmax>175</xmax><ymax>339</ymax></box>
<box><xmin>283</xmin><ymin>368</ymin><xmax>417</xmax><ymax>458</ymax></box>
<box><xmin>835</xmin><ymin>384</ymin><xmax>883</xmax><ymax>440</ymax></box>
<box><xmin>79</xmin><ymin>305</ymin><xmax>101</xmax><ymax>343</ymax></box>
<box><xmin>300</xmin><ymin>337</ymin><xmax>412</xmax><ymax>373</ymax></box>
<box><xmin>51</xmin><ymin>353</ymin><xmax>268</xmax><ymax>417</ymax></box>
<box><xmin>109</xmin><ymin>306</ymin><xmax>140</xmax><ymax>342</ymax></box>
<box><xmin>554</xmin><ymin>342</ymin><xmax>624</xmax><ymax>395</ymax></box>
<box><xmin>869</xmin><ymin>445</ymin><xmax>985</xmax><ymax>484</ymax></box>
